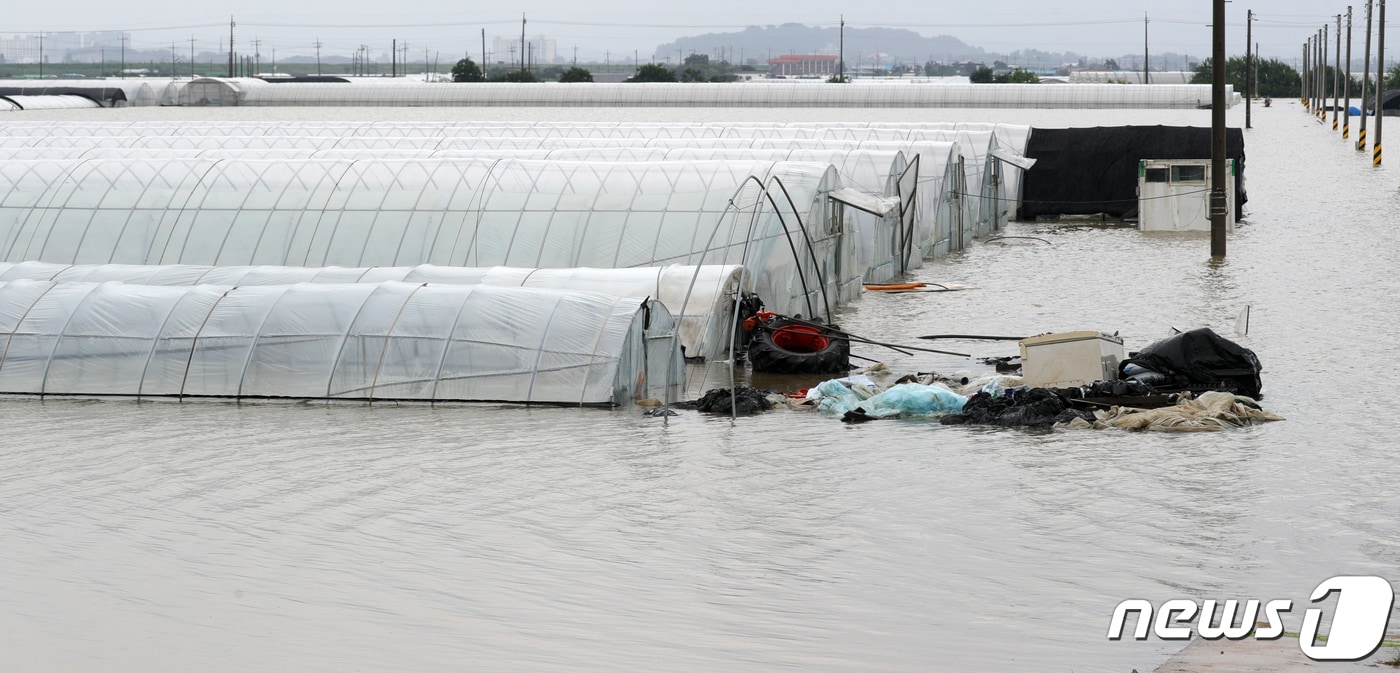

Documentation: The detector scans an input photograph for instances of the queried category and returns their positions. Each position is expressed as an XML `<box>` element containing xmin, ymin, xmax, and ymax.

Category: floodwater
<box><xmin>2</xmin><ymin>102</ymin><xmax>1399</xmax><ymax>673</ymax></box>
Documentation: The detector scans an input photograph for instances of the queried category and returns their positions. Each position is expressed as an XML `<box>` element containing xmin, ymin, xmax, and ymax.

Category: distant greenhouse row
<box><xmin>0</xmin><ymin>78</ymin><xmax>1238</xmax><ymax>110</ymax></box>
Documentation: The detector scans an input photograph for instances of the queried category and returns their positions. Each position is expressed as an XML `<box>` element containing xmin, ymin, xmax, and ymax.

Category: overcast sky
<box><xmin>5</xmin><ymin>1</ymin><xmax>1375</xmax><ymax>66</ymax></box>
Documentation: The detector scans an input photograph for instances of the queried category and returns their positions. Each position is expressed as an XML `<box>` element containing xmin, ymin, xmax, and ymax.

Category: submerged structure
<box><xmin>0</xmin><ymin>119</ymin><xmax>1140</xmax><ymax>405</ymax></box>
<box><xmin>0</xmin><ymin>280</ymin><xmax>680</xmax><ymax>405</ymax></box>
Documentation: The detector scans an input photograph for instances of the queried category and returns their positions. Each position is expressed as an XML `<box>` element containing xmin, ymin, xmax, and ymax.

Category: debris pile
<box><xmin>672</xmin><ymin>386</ymin><xmax>775</xmax><ymax>415</ymax></box>
<box><xmin>940</xmin><ymin>388</ymin><xmax>1094</xmax><ymax>429</ymax></box>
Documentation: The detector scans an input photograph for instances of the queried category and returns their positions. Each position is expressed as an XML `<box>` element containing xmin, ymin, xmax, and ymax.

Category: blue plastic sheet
<box><xmin>814</xmin><ymin>381</ymin><xmax>967</xmax><ymax>419</ymax></box>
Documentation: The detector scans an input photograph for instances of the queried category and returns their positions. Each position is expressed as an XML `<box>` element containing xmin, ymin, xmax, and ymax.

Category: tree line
<box><xmin>451</xmin><ymin>53</ymin><xmax>750</xmax><ymax>83</ymax></box>
<box><xmin>1190</xmin><ymin>56</ymin><xmax>1400</xmax><ymax>98</ymax></box>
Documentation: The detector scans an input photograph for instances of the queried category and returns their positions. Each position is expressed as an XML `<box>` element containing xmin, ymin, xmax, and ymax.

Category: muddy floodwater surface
<box><xmin>2</xmin><ymin>102</ymin><xmax>1398</xmax><ymax>673</ymax></box>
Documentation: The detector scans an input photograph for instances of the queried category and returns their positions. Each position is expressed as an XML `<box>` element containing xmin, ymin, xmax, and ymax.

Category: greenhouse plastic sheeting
<box><xmin>0</xmin><ymin>262</ymin><xmax>744</xmax><ymax>361</ymax></box>
<box><xmin>0</xmin><ymin>120</ymin><xmax>1036</xmax><ymax>260</ymax></box>
<box><xmin>165</xmin><ymin>79</ymin><xmax>1233</xmax><ymax>109</ymax></box>
<box><xmin>0</xmin><ymin>280</ymin><xmax>680</xmax><ymax>405</ymax></box>
<box><xmin>0</xmin><ymin>120</ymin><xmax>1023</xmax><ymax>142</ymax></box>
<box><xmin>0</xmin><ymin>157</ymin><xmax>854</xmax><ymax>322</ymax></box>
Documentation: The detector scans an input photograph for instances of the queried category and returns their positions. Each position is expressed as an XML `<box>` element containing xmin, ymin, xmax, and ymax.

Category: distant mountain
<box><xmin>656</xmin><ymin>24</ymin><xmax>1201</xmax><ymax>72</ymax></box>
<box><xmin>656</xmin><ymin>23</ymin><xmax>987</xmax><ymax>67</ymax></box>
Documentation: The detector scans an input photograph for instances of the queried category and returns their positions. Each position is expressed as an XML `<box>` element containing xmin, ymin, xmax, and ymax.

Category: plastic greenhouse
<box><xmin>0</xmin><ymin>262</ymin><xmax>745</xmax><ymax>362</ymax></box>
<box><xmin>168</xmin><ymin>79</ymin><xmax>1233</xmax><ymax>109</ymax></box>
<box><xmin>0</xmin><ymin>157</ymin><xmax>858</xmax><ymax>325</ymax></box>
<box><xmin>0</xmin><ymin>121</ymin><xmax>1037</xmax><ymax>260</ymax></box>
<box><xmin>0</xmin><ymin>279</ymin><xmax>680</xmax><ymax>405</ymax></box>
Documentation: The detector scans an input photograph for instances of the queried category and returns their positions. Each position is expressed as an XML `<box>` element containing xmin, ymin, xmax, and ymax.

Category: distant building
<box><xmin>766</xmin><ymin>54</ymin><xmax>838</xmax><ymax>78</ymax></box>
<box><xmin>490</xmin><ymin>35</ymin><xmax>558</xmax><ymax>66</ymax></box>
<box><xmin>0</xmin><ymin>31</ymin><xmax>127</xmax><ymax>64</ymax></box>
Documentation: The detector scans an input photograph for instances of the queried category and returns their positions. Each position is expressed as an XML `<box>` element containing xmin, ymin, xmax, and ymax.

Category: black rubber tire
<box><xmin>746</xmin><ymin>318</ymin><xmax>850</xmax><ymax>374</ymax></box>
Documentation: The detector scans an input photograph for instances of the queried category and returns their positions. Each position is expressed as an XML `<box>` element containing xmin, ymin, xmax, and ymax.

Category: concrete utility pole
<box><xmin>315</xmin><ymin>39</ymin><xmax>322</xmax><ymax>76</ymax></box>
<box><xmin>1335</xmin><ymin>14</ymin><xmax>1343</xmax><ymax>130</ymax></box>
<box><xmin>1375</xmin><ymin>0</ymin><xmax>1386</xmax><ymax>166</ymax></box>
<box><xmin>1144</xmin><ymin>13</ymin><xmax>1150</xmax><ymax>84</ymax></box>
<box><xmin>1246</xmin><ymin>9</ymin><xmax>1253</xmax><ymax>128</ymax></box>
<box><xmin>1304</xmin><ymin>40</ymin><xmax>1309</xmax><ymax>108</ymax></box>
<box><xmin>839</xmin><ymin>15</ymin><xmax>845</xmax><ymax>82</ymax></box>
<box><xmin>1211</xmin><ymin>0</ymin><xmax>1228</xmax><ymax>258</ymax></box>
<box><xmin>1346</xmin><ymin>7</ymin><xmax>1354</xmax><ymax>139</ymax></box>
<box><xmin>1321</xmin><ymin>26</ymin><xmax>1329</xmax><ymax>120</ymax></box>
<box><xmin>1362</xmin><ymin>0</ymin><xmax>1374</xmax><ymax>150</ymax></box>
<box><xmin>1320</xmin><ymin>29</ymin><xmax>1328</xmax><ymax>115</ymax></box>
<box><xmin>228</xmin><ymin>17</ymin><xmax>235</xmax><ymax>78</ymax></box>
<box><xmin>521</xmin><ymin>14</ymin><xmax>528</xmax><ymax>75</ymax></box>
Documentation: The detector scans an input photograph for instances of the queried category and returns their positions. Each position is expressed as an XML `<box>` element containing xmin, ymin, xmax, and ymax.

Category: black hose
<box><xmin>918</xmin><ymin>334</ymin><xmax>1027</xmax><ymax>341</ymax></box>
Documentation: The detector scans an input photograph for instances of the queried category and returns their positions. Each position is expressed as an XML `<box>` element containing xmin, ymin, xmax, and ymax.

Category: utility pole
<box><xmin>189</xmin><ymin>36</ymin><xmax>196</xmax><ymax>79</ymax></box>
<box><xmin>121</xmin><ymin>34</ymin><xmax>127</xmax><ymax>79</ymax></box>
<box><xmin>392</xmin><ymin>38</ymin><xmax>396</xmax><ymax>77</ymax></box>
<box><xmin>252</xmin><ymin>37</ymin><xmax>261</xmax><ymax>75</ymax></box>
<box><xmin>521</xmin><ymin>13</ymin><xmax>528</xmax><ymax>75</ymax></box>
<box><xmin>315</xmin><ymin>38</ymin><xmax>322</xmax><ymax>76</ymax></box>
<box><xmin>1335</xmin><ymin>14</ymin><xmax>1343</xmax><ymax>130</ymax></box>
<box><xmin>1210</xmin><ymin>0</ymin><xmax>1228</xmax><ymax>258</ymax></box>
<box><xmin>481</xmin><ymin>29</ymin><xmax>487</xmax><ymax>78</ymax></box>
<box><xmin>1144</xmin><ymin>13</ymin><xmax>1150</xmax><ymax>84</ymax></box>
<box><xmin>38</xmin><ymin>33</ymin><xmax>43</xmax><ymax>80</ymax></box>
<box><xmin>1346</xmin><ymin>7</ymin><xmax>1354</xmax><ymax>139</ymax></box>
<box><xmin>1375</xmin><ymin>0</ymin><xmax>1385</xmax><ymax>166</ymax></box>
<box><xmin>1246</xmin><ymin>9</ymin><xmax>1253</xmax><ymax>128</ymax></box>
<box><xmin>228</xmin><ymin>16</ymin><xmax>235</xmax><ymax>78</ymax></box>
<box><xmin>839</xmin><ymin>15</ymin><xmax>845</xmax><ymax>82</ymax></box>
<box><xmin>1310</xmin><ymin>30</ymin><xmax>1321</xmax><ymax>114</ymax></box>
<box><xmin>1304</xmin><ymin>40</ymin><xmax>1309</xmax><ymax>108</ymax></box>
<box><xmin>1321</xmin><ymin>25</ymin><xmax>1329</xmax><ymax>120</ymax></box>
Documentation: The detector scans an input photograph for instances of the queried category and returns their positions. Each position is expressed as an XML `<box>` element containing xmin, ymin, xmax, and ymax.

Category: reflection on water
<box><xmin>2</xmin><ymin>103</ymin><xmax>1398</xmax><ymax>673</ymax></box>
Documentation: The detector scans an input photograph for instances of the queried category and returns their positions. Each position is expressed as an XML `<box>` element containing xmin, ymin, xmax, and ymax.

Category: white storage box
<box><xmin>1018</xmin><ymin>331</ymin><xmax>1126</xmax><ymax>388</ymax></box>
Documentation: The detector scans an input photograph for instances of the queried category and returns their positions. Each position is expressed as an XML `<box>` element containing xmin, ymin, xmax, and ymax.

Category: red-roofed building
<box><xmin>766</xmin><ymin>54</ymin><xmax>839</xmax><ymax>78</ymax></box>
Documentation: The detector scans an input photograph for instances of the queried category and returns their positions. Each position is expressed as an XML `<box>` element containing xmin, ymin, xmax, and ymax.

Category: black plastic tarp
<box><xmin>257</xmin><ymin>76</ymin><xmax>350</xmax><ymax>84</ymax></box>
<box><xmin>1119</xmin><ymin>327</ymin><xmax>1263</xmax><ymax>399</ymax></box>
<box><xmin>0</xmin><ymin>87</ymin><xmax>128</xmax><ymax>107</ymax></box>
<box><xmin>1367</xmin><ymin>89</ymin><xmax>1400</xmax><ymax>115</ymax></box>
<box><xmin>1020</xmin><ymin>125</ymin><xmax>1246</xmax><ymax>221</ymax></box>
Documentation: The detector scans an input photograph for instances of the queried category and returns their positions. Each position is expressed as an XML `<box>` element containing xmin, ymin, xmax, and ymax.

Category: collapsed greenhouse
<box><xmin>0</xmin><ymin>279</ymin><xmax>680</xmax><ymax>405</ymax></box>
